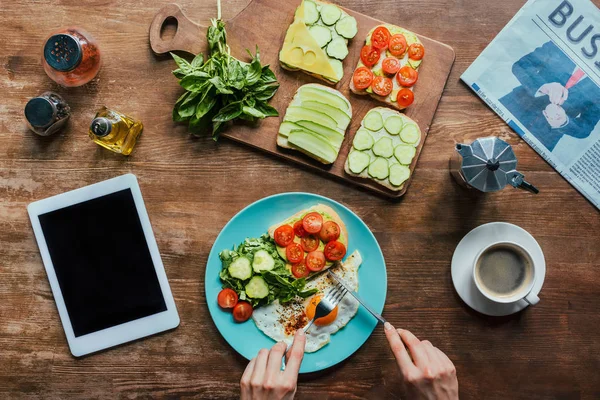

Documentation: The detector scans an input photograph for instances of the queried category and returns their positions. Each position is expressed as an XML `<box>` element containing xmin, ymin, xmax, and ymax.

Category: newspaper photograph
<box><xmin>461</xmin><ymin>0</ymin><xmax>600</xmax><ymax>209</ymax></box>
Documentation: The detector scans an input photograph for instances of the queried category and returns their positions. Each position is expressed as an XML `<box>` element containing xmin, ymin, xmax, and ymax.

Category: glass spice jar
<box><xmin>24</xmin><ymin>91</ymin><xmax>71</xmax><ymax>136</ymax></box>
<box><xmin>89</xmin><ymin>107</ymin><xmax>143</xmax><ymax>155</ymax></box>
<box><xmin>42</xmin><ymin>27</ymin><xmax>101</xmax><ymax>87</ymax></box>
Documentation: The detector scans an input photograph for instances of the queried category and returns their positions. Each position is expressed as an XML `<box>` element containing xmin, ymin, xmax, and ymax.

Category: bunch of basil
<box><xmin>171</xmin><ymin>18</ymin><xmax>280</xmax><ymax>139</ymax></box>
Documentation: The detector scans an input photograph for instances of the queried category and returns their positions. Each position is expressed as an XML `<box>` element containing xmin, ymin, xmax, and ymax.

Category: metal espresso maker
<box><xmin>450</xmin><ymin>137</ymin><xmax>538</xmax><ymax>194</ymax></box>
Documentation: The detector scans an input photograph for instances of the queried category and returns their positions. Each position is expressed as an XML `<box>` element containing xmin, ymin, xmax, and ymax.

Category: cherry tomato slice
<box><xmin>372</xmin><ymin>76</ymin><xmax>393</xmax><ymax>97</ymax></box>
<box><xmin>293</xmin><ymin>220</ymin><xmax>307</xmax><ymax>238</ymax></box>
<box><xmin>286</xmin><ymin>243</ymin><xmax>304</xmax><ymax>264</ymax></box>
<box><xmin>301</xmin><ymin>235</ymin><xmax>319</xmax><ymax>252</ymax></box>
<box><xmin>306</xmin><ymin>251</ymin><xmax>326</xmax><ymax>272</ymax></box>
<box><xmin>388</xmin><ymin>34</ymin><xmax>408</xmax><ymax>57</ymax></box>
<box><xmin>360</xmin><ymin>45</ymin><xmax>381</xmax><ymax>68</ymax></box>
<box><xmin>232</xmin><ymin>301</ymin><xmax>253</xmax><ymax>322</ymax></box>
<box><xmin>382</xmin><ymin>57</ymin><xmax>401</xmax><ymax>75</ymax></box>
<box><xmin>302</xmin><ymin>212</ymin><xmax>323</xmax><ymax>234</ymax></box>
<box><xmin>396</xmin><ymin>65</ymin><xmax>418</xmax><ymax>87</ymax></box>
<box><xmin>274</xmin><ymin>225</ymin><xmax>294</xmax><ymax>247</ymax></box>
<box><xmin>292</xmin><ymin>259</ymin><xmax>309</xmax><ymax>279</ymax></box>
<box><xmin>353</xmin><ymin>66</ymin><xmax>374</xmax><ymax>90</ymax></box>
<box><xmin>319</xmin><ymin>221</ymin><xmax>341</xmax><ymax>243</ymax></box>
<box><xmin>396</xmin><ymin>88</ymin><xmax>415</xmax><ymax>108</ymax></box>
<box><xmin>371</xmin><ymin>26</ymin><xmax>391</xmax><ymax>49</ymax></box>
<box><xmin>324</xmin><ymin>240</ymin><xmax>347</xmax><ymax>261</ymax></box>
<box><xmin>217</xmin><ymin>288</ymin><xmax>238</xmax><ymax>309</ymax></box>
<box><xmin>408</xmin><ymin>43</ymin><xmax>425</xmax><ymax>60</ymax></box>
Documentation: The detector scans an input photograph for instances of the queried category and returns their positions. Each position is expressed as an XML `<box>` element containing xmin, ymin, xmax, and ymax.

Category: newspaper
<box><xmin>461</xmin><ymin>0</ymin><xmax>600</xmax><ymax>209</ymax></box>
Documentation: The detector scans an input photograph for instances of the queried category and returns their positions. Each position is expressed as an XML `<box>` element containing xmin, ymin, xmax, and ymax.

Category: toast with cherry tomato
<box><xmin>350</xmin><ymin>24</ymin><xmax>425</xmax><ymax>110</ymax></box>
<box><xmin>268</xmin><ymin>204</ymin><xmax>348</xmax><ymax>279</ymax></box>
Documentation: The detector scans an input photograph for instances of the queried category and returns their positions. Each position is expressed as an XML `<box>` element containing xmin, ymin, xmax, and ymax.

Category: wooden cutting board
<box><xmin>150</xmin><ymin>0</ymin><xmax>455</xmax><ymax>198</ymax></box>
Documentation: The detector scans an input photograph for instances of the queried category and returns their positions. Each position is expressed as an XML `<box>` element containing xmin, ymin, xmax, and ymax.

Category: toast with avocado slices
<box><xmin>278</xmin><ymin>83</ymin><xmax>352</xmax><ymax>164</ymax></box>
<box><xmin>344</xmin><ymin>107</ymin><xmax>421</xmax><ymax>192</ymax></box>
<box><xmin>349</xmin><ymin>24</ymin><xmax>425</xmax><ymax>110</ymax></box>
<box><xmin>279</xmin><ymin>0</ymin><xmax>358</xmax><ymax>84</ymax></box>
<box><xmin>268</xmin><ymin>204</ymin><xmax>348</xmax><ymax>278</ymax></box>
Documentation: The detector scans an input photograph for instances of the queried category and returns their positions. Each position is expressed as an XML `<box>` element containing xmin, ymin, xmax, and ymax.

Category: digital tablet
<box><xmin>28</xmin><ymin>174</ymin><xmax>179</xmax><ymax>357</ymax></box>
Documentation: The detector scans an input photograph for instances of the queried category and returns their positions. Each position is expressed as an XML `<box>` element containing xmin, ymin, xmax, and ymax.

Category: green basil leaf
<box><xmin>213</xmin><ymin>101</ymin><xmax>243</xmax><ymax>122</ymax></box>
<box><xmin>208</xmin><ymin>19</ymin><xmax>227</xmax><ymax>54</ymax></box>
<box><xmin>173</xmin><ymin>106</ymin><xmax>187</xmax><ymax>122</ymax></box>
<box><xmin>191</xmin><ymin>53</ymin><xmax>205</xmax><ymax>68</ymax></box>
<box><xmin>209</xmin><ymin>76</ymin><xmax>233</xmax><ymax>94</ymax></box>
<box><xmin>172</xmin><ymin>69</ymin><xmax>187</xmax><ymax>79</ymax></box>
<box><xmin>260</xmin><ymin>66</ymin><xmax>277</xmax><ymax>83</ymax></box>
<box><xmin>171</xmin><ymin>52</ymin><xmax>192</xmax><ymax>73</ymax></box>
<box><xmin>242</xmin><ymin>106</ymin><xmax>265</xmax><ymax>119</ymax></box>
<box><xmin>174</xmin><ymin>91</ymin><xmax>189</xmax><ymax>106</ymax></box>
<box><xmin>180</xmin><ymin>72</ymin><xmax>210</xmax><ymax>91</ymax></box>
<box><xmin>177</xmin><ymin>101</ymin><xmax>196</xmax><ymax>119</ymax></box>
<box><xmin>180</xmin><ymin>91</ymin><xmax>201</xmax><ymax>107</ymax></box>
<box><xmin>253</xmin><ymin>84</ymin><xmax>279</xmax><ymax>101</ymax></box>
<box><xmin>245</xmin><ymin>47</ymin><xmax>262</xmax><ymax>86</ymax></box>
<box><xmin>254</xmin><ymin>101</ymin><xmax>279</xmax><ymax>117</ymax></box>
<box><xmin>196</xmin><ymin>95</ymin><xmax>218</xmax><ymax>119</ymax></box>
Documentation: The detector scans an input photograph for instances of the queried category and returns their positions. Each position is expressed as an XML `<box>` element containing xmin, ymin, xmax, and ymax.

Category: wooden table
<box><xmin>1</xmin><ymin>0</ymin><xmax>599</xmax><ymax>398</ymax></box>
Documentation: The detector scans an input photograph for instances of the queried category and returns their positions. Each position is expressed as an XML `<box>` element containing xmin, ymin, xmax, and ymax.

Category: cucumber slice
<box><xmin>288</xmin><ymin>129</ymin><xmax>338</xmax><ymax>164</ymax></box>
<box><xmin>295</xmin><ymin>120</ymin><xmax>345</xmax><ymax>148</ymax></box>
<box><xmin>309</xmin><ymin>25</ymin><xmax>332</xmax><ymax>48</ymax></box>
<box><xmin>384</xmin><ymin>115</ymin><xmax>403</xmax><ymax>135</ymax></box>
<box><xmin>320</xmin><ymin>4</ymin><xmax>342</xmax><ymax>25</ymax></box>
<box><xmin>348</xmin><ymin>150</ymin><xmax>370</xmax><ymax>174</ymax></box>
<box><xmin>330</xmin><ymin>58</ymin><xmax>344</xmax><ymax>81</ymax></box>
<box><xmin>352</xmin><ymin>127</ymin><xmax>374</xmax><ymax>150</ymax></box>
<box><xmin>297</xmin><ymin>86</ymin><xmax>351</xmax><ymax>114</ymax></box>
<box><xmin>363</xmin><ymin>110</ymin><xmax>383</xmax><ymax>131</ymax></box>
<box><xmin>326</xmin><ymin>37</ymin><xmax>348</xmax><ymax>60</ymax></box>
<box><xmin>389</xmin><ymin>164</ymin><xmax>410</xmax><ymax>187</ymax></box>
<box><xmin>400</xmin><ymin>123</ymin><xmax>420</xmax><ymax>144</ymax></box>
<box><xmin>408</xmin><ymin>59</ymin><xmax>422</xmax><ymax>69</ymax></box>
<box><xmin>229</xmin><ymin>257</ymin><xmax>252</xmax><ymax>280</ymax></box>
<box><xmin>279</xmin><ymin>121</ymin><xmax>299</xmax><ymax>137</ymax></box>
<box><xmin>335</xmin><ymin>16</ymin><xmax>358</xmax><ymax>39</ymax></box>
<box><xmin>301</xmin><ymin>100</ymin><xmax>350</xmax><ymax>131</ymax></box>
<box><xmin>368</xmin><ymin>157</ymin><xmax>389</xmax><ymax>180</ymax></box>
<box><xmin>252</xmin><ymin>250</ymin><xmax>275</xmax><ymax>273</ymax></box>
<box><xmin>372</xmin><ymin>137</ymin><xmax>394</xmax><ymax>158</ymax></box>
<box><xmin>284</xmin><ymin>106</ymin><xmax>338</xmax><ymax>131</ymax></box>
<box><xmin>245</xmin><ymin>276</ymin><xmax>269</xmax><ymax>299</ymax></box>
<box><xmin>303</xmin><ymin>0</ymin><xmax>320</xmax><ymax>25</ymax></box>
<box><xmin>394</xmin><ymin>144</ymin><xmax>416</xmax><ymax>165</ymax></box>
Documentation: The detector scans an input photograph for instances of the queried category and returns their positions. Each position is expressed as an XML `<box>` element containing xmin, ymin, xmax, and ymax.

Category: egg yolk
<box><xmin>306</xmin><ymin>295</ymin><xmax>338</xmax><ymax>326</ymax></box>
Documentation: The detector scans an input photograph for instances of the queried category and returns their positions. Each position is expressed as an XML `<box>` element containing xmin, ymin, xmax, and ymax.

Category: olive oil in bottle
<box><xmin>89</xmin><ymin>107</ymin><xmax>142</xmax><ymax>155</ymax></box>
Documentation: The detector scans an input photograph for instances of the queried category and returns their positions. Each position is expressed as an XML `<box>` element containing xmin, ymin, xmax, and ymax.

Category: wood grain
<box><xmin>1</xmin><ymin>0</ymin><xmax>599</xmax><ymax>399</ymax></box>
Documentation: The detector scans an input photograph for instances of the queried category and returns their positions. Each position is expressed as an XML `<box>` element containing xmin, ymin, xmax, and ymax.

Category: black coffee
<box><xmin>475</xmin><ymin>244</ymin><xmax>533</xmax><ymax>297</ymax></box>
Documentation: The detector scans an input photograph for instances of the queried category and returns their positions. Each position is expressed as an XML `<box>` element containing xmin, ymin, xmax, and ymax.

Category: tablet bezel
<box><xmin>28</xmin><ymin>173</ymin><xmax>180</xmax><ymax>357</ymax></box>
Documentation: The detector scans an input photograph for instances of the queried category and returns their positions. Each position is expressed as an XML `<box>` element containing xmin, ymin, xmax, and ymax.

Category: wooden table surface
<box><xmin>1</xmin><ymin>0</ymin><xmax>599</xmax><ymax>398</ymax></box>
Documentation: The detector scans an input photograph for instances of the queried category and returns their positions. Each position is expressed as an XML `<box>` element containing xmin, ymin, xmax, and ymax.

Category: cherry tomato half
<box><xmin>360</xmin><ymin>45</ymin><xmax>381</xmax><ymax>68</ymax></box>
<box><xmin>293</xmin><ymin>220</ymin><xmax>307</xmax><ymax>238</ymax></box>
<box><xmin>388</xmin><ymin>34</ymin><xmax>408</xmax><ymax>57</ymax></box>
<box><xmin>302</xmin><ymin>212</ymin><xmax>323</xmax><ymax>234</ymax></box>
<box><xmin>301</xmin><ymin>235</ymin><xmax>320</xmax><ymax>252</ymax></box>
<box><xmin>382</xmin><ymin>57</ymin><xmax>401</xmax><ymax>75</ymax></box>
<box><xmin>217</xmin><ymin>288</ymin><xmax>238</xmax><ymax>309</ymax></box>
<box><xmin>371</xmin><ymin>26</ymin><xmax>391</xmax><ymax>49</ymax></box>
<box><xmin>353</xmin><ymin>66</ymin><xmax>374</xmax><ymax>90</ymax></box>
<box><xmin>292</xmin><ymin>259</ymin><xmax>309</xmax><ymax>279</ymax></box>
<box><xmin>372</xmin><ymin>76</ymin><xmax>393</xmax><ymax>97</ymax></box>
<box><xmin>232</xmin><ymin>301</ymin><xmax>253</xmax><ymax>322</ymax></box>
<box><xmin>396</xmin><ymin>65</ymin><xmax>418</xmax><ymax>87</ymax></box>
<box><xmin>286</xmin><ymin>243</ymin><xmax>304</xmax><ymax>264</ymax></box>
<box><xmin>319</xmin><ymin>221</ymin><xmax>341</xmax><ymax>243</ymax></box>
<box><xmin>396</xmin><ymin>88</ymin><xmax>415</xmax><ymax>108</ymax></box>
<box><xmin>324</xmin><ymin>240</ymin><xmax>347</xmax><ymax>261</ymax></box>
<box><xmin>306</xmin><ymin>251</ymin><xmax>326</xmax><ymax>272</ymax></box>
<box><xmin>274</xmin><ymin>225</ymin><xmax>294</xmax><ymax>247</ymax></box>
<box><xmin>408</xmin><ymin>43</ymin><xmax>425</xmax><ymax>60</ymax></box>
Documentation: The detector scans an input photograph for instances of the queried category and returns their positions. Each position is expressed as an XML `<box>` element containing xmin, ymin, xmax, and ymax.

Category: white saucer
<box><xmin>451</xmin><ymin>222</ymin><xmax>546</xmax><ymax>316</ymax></box>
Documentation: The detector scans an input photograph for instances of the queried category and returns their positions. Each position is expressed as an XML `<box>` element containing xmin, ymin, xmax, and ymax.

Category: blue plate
<box><xmin>205</xmin><ymin>192</ymin><xmax>387</xmax><ymax>373</ymax></box>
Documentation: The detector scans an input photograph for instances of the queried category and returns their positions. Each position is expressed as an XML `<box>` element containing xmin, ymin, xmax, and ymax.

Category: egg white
<box><xmin>252</xmin><ymin>251</ymin><xmax>362</xmax><ymax>352</ymax></box>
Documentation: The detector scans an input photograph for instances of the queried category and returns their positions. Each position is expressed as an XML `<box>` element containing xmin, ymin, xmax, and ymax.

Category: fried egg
<box><xmin>252</xmin><ymin>250</ymin><xmax>362</xmax><ymax>352</ymax></box>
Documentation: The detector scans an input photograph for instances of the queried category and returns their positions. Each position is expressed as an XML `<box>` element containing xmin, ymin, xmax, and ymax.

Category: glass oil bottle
<box><xmin>89</xmin><ymin>107</ymin><xmax>143</xmax><ymax>155</ymax></box>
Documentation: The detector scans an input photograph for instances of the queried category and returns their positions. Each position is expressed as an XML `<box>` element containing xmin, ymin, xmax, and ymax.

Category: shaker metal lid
<box><xmin>24</xmin><ymin>97</ymin><xmax>56</xmax><ymax>128</ymax></box>
<box><xmin>456</xmin><ymin>137</ymin><xmax>518</xmax><ymax>192</ymax></box>
<box><xmin>44</xmin><ymin>34</ymin><xmax>83</xmax><ymax>72</ymax></box>
<box><xmin>90</xmin><ymin>117</ymin><xmax>112</xmax><ymax>137</ymax></box>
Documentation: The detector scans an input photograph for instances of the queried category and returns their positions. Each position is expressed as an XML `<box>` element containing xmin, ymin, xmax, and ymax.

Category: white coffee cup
<box><xmin>472</xmin><ymin>241</ymin><xmax>539</xmax><ymax>305</ymax></box>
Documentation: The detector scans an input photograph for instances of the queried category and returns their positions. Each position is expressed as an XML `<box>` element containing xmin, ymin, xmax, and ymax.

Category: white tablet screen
<box><xmin>38</xmin><ymin>188</ymin><xmax>167</xmax><ymax>337</ymax></box>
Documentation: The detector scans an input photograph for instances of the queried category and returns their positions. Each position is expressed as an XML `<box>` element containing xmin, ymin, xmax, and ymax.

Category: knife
<box><xmin>328</xmin><ymin>270</ymin><xmax>387</xmax><ymax>325</ymax></box>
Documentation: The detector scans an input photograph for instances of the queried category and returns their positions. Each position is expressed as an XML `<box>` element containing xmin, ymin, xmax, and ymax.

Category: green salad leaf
<box><xmin>219</xmin><ymin>234</ymin><xmax>318</xmax><ymax>308</ymax></box>
<box><xmin>171</xmin><ymin>18</ymin><xmax>280</xmax><ymax>140</ymax></box>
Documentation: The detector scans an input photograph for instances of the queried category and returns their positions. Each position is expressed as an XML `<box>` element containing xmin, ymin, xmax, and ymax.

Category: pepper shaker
<box><xmin>24</xmin><ymin>92</ymin><xmax>71</xmax><ymax>136</ymax></box>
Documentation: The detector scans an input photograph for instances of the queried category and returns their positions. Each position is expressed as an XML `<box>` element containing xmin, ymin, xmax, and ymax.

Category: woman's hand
<box><xmin>240</xmin><ymin>329</ymin><xmax>305</xmax><ymax>400</ymax></box>
<box><xmin>384</xmin><ymin>323</ymin><xmax>458</xmax><ymax>400</ymax></box>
